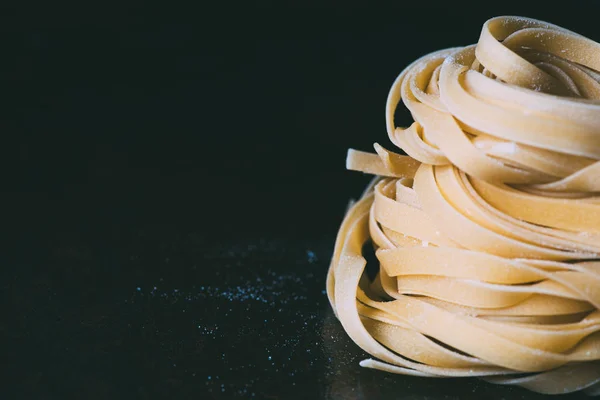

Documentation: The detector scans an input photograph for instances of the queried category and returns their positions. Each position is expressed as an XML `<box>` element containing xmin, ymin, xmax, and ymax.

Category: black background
<box><xmin>4</xmin><ymin>6</ymin><xmax>600</xmax><ymax>399</ymax></box>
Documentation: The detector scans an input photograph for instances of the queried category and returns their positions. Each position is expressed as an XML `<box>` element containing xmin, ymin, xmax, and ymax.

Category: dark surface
<box><xmin>4</xmin><ymin>7</ymin><xmax>600</xmax><ymax>399</ymax></box>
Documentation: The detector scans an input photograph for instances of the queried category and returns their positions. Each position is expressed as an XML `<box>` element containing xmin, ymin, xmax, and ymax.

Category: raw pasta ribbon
<box><xmin>328</xmin><ymin>16</ymin><xmax>600</xmax><ymax>395</ymax></box>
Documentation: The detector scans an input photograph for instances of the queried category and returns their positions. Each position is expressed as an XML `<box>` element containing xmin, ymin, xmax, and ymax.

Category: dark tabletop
<box><xmin>4</xmin><ymin>6</ymin><xmax>600</xmax><ymax>399</ymax></box>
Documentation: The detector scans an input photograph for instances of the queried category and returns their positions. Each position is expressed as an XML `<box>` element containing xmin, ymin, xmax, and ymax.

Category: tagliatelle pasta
<box><xmin>327</xmin><ymin>16</ymin><xmax>600</xmax><ymax>395</ymax></box>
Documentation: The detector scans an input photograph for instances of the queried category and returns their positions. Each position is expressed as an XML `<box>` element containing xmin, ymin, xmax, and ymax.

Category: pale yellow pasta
<box><xmin>328</xmin><ymin>16</ymin><xmax>600</xmax><ymax>395</ymax></box>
